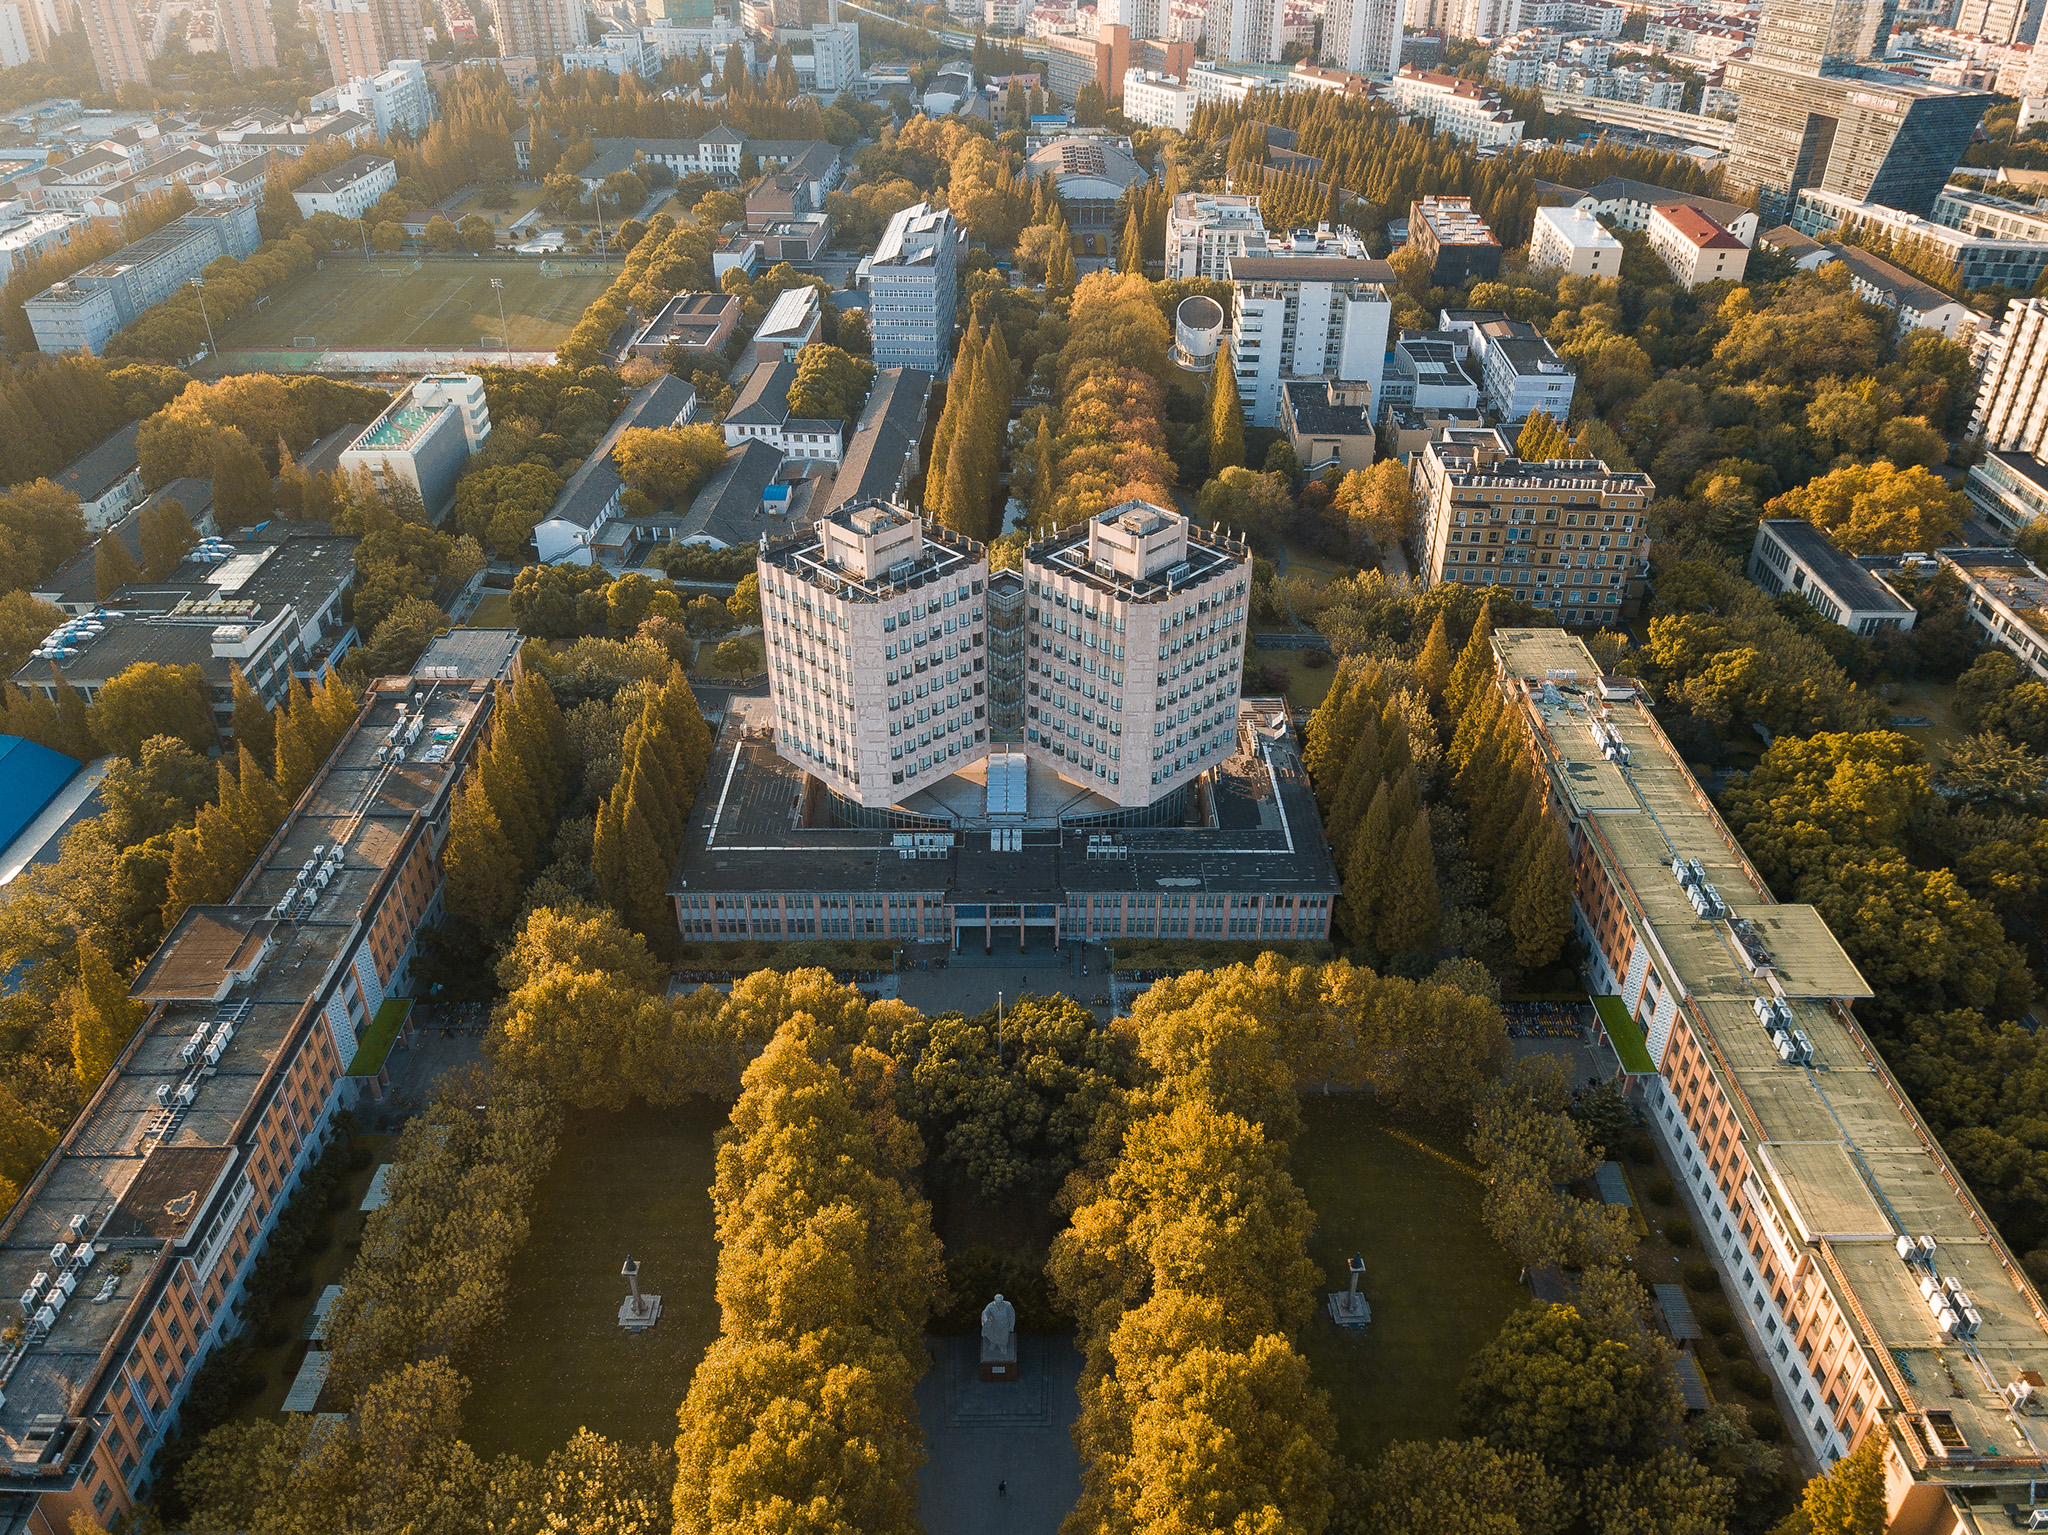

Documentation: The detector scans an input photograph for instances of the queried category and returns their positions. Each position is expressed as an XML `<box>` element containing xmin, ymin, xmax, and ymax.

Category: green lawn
<box><xmin>214</xmin><ymin>258</ymin><xmax>614</xmax><ymax>352</ymax></box>
<box><xmin>1246</xmin><ymin>646</ymin><xmax>1339</xmax><ymax>710</ymax></box>
<box><xmin>464</xmin><ymin>592</ymin><xmax>515</xmax><ymax>627</ymax></box>
<box><xmin>461</xmin><ymin>1101</ymin><xmax>725</xmax><ymax>1459</ymax></box>
<box><xmin>1878</xmin><ymin>679</ymin><xmax>1966</xmax><ymax>762</ymax></box>
<box><xmin>1292</xmin><ymin>1099</ymin><xmax>1525</xmax><ymax>1460</ymax></box>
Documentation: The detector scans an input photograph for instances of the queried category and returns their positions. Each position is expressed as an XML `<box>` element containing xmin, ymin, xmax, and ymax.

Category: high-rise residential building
<box><xmin>1164</xmin><ymin>191</ymin><xmax>1267</xmax><ymax>280</ymax></box>
<box><xmin>489</xmin><ymin>0</ymin><xmax>587</xmax><ymax>62</ymax></box>
<box><xmin>76</xmin><ymin>0</ymin><xmax>149</xmax><ymax>93</ymax></box>
<box><xmin>309</xmin><ymin>0</ymin><xmax>384</xmax><ymax>83</ymax></box>
<box><xmin>869</xmin><ymin>202</ymin><xmax>959</xmax><ymax>377</ymax></box>
<box><xmin>1412</xmin><ymin>424</ymin><xmax>1653</xmax><ymax>623</ymax></box>
<box><xmin>1955</xmin><ymin>0</ymin><xmax>2044</xmax><ymax>43</ymax></box>
<box><xmin>1098</xmin><ymin>0</ymin><xmax>1159</xmax><ymax>33</ymax></box>
<box><xmin>1201</xmin><ymin>0</ymin><xmax>1282</xmax><ymax>63</ymax></box>
<box><xmin>309</xmin><ymin>0</ymin><xmax>426</xmax><ymax>84</ymax></box>
<box><xmin>1726</xmin><ymin>0</ymin><xmax>1994</xmax><ymax>222</ymax></box>
<box><xmin>1971</xmin><ymin>298</ymin><xmax>2048</xmax><ymax>456</ymax></box>
<box><xmin>1225</xmin><ymin>227</ymin><xmax>1394</xmax><ymax>427</ymax></box>
<box><xmin>216</xmin><ymin>0</ymin><xmax>277</xmax><ymax>70</ymax></box>
<box><xmin>1322</xmin><ymin>0</ymin><xmax>1400</xmax><ymax>77</ymax></box>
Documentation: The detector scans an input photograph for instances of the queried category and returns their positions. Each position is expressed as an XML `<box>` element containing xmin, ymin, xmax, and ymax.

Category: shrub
<box><xmin>1695</xmin><ymin>1348</ymin><xmax>1720</xmax><ymax>1376</ymax></box>
<box><xmin>1648</xmin><ymin>1176</ymin><xmax>1675</xmax><ymax>1206</ymax></box>
<box><xmin>1663</xmin><ymin>1215</ymin><xmax>1694</xmax><ymax>1247</ymax></box>
<box><xmin>258</xmin><ymin>1322</ymin><xmax>290</xmax><ymax>1349</ymax></box>
<box><xmin>1304</xmin><ymin>650</ymin><xmax>1330</xmax><ymax>669</ymax></box>
<box><xmin>1683</xmin><ymin>1261</ymin><xmax>1719</xmax><ymax>1292</ymax></box>
<box><xmin>1625</xmin><ymin>1137</ymin><xmax>1655</xmax><ymax>1164</ymax></box>
<box><xmin>1748</xmin><ymin>1404</ymin><xmax>1785</xmax><ymax>1441</ymax></box>
<box><xmin>1728</xmin><ymin>1360</ymin><xmax>1774</xmax><ymax>1398</ymax></box>
<box><xmin>1718</xmin><ymin>1333</ymin><xmax>1747</xmax><ymax>1359</ymax></box>
<box><xmin>1695</xmin><ymin>1301</ymin><xmax>1734</xmax><ymax>1334</ymax></box>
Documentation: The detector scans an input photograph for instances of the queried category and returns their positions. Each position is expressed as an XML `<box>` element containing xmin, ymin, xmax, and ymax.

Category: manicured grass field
<box><xmin>463</xmin><ymin>593</ymin><xmax>515</xmax><ymax>627</ymax></box>
<box><xmin>1292</xmin><ymin>1099</ymin><xmax>1526</xmax><ymax>1459</ymax></box>
<box><xmin>214</xmin><ymin>258</ymin><xmax>616</xmax><ymax>352</ymax></box>
<box><xmin>460</xmin><ymin>1100</ymin><xmax>725</xmax><ymax>1460</ymax></box>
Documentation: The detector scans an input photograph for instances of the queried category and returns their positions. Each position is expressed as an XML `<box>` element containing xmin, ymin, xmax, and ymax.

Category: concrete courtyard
<box><xmin>892</xmin><ymin>941</ymin><xmax>1119</xmax><ymax>1020</ymax></box>
<box><xmin>915</xmin><ymin>1333</ymin><xmax>1084</xmax><ymax>1534</ymax></box>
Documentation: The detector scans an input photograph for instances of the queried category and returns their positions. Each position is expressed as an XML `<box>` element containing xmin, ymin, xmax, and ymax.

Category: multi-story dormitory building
<box><xmin>1499</xmin><ymin>626</ymin><xmax>2048</xmax><ymax>1524</ymax></box>
<box><xmin>673</xmin><ymin>497</ymin><xmax>1336</xmax><ymax>954</ymax></box>
<box><xmin>0</xmin><ymin>665</ymin><xmax>495</xmax><ymax>1533</ymax></box>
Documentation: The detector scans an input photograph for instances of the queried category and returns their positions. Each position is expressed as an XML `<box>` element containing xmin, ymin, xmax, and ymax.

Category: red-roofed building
<box><xmin>1647</xmin><ymin>201</ymin><xmax>1749</xmax><ymax>289</ymax></box>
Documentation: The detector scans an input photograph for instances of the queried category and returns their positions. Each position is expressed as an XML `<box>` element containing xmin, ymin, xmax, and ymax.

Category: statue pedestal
<box><xmin>618</xmin><ymin>1293</ymin><xmax>662</xmax><ymax>1332</ymax></box>
<box><xmin>979</xmin><ymin>1352</ymin><xmax>1018</xmax><ymax>1383</ymax></box>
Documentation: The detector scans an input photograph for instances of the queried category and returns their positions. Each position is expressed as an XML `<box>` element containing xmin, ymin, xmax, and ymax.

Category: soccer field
<box><xmin>215</xmin><ymin>258</ymin><xmax>617</xmax><ymax>352</ymax></box>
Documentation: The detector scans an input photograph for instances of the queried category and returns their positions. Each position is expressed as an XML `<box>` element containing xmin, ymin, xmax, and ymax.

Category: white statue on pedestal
<box><xmin>981</xmin><ymin>1293</ymin><xmax>1017</xmax><ymax>1363</ymax></box>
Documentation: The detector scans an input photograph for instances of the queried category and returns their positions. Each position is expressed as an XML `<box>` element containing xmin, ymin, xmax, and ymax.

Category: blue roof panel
<box><xmin>0</xmin><ymin>735</ymin><xmax>82</xmax><ymax>854</ymax></box>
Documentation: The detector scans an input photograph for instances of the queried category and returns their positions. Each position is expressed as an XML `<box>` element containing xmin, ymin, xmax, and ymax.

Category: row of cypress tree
<box><xmin>923</xmin><ymin>312</ymin><xmax>1014</xmax><ymax>543</ymax></box>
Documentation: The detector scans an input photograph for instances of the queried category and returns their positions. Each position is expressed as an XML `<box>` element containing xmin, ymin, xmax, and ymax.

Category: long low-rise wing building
<box><xmin>1497</xmin><ymin>626</ymin><xmax>2048</xmax><ymax>1528</ymax></box>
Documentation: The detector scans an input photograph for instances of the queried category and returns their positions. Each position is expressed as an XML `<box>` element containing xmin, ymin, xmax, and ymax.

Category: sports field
<box><xmin>215</xmin><ymin>257</ymin><xmax>617</xmax><ymax>352</ymax></box>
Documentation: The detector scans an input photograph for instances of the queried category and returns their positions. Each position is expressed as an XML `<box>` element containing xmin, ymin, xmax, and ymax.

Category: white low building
<box><xmin>1529</xmin><ymin>204</ymin><xmax>1622</xmax><ymax>277</ymax></box>
<box><xmin>291</xmin><ymin>154</ymin><xmax>396</xmax><ymax>219</ymax></box>
<box><xmin>1121</xmin><ymin>67</ymin><xmax>1197</xmax><ymax>130</ymax></box>
<box><xmin>1748</xmin><ymin>520</ymin><xmax>1917</xmax><ymax>636</ymax></box>
<box><xmin>563</xmin><ymin>30</ymin><xmax>660</xmax><ymax>76</ymax></box>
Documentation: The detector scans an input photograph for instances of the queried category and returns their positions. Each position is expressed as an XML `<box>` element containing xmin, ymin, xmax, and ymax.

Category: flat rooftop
<box><xmin>1026</xmin><ymin>514</ymin><xmax>1247</xmax><ymax>604</ymax></box>
<box><xmin>671</xmin><ymin>696</ymin><xmax>1337</xmax><ymax>903</ymax></box>
<box><xmin>352</xmin><ymin>401</ymin><xmax>444</xmax><ymax>453</ymax></box>
<box><xmin>1497</xmin><ymin>628</ymin><xmax>2048</xmax><ymax>1488</ymax></box>
<box><xmin>0</xmin><ymin>674</ymin><xmax>490</xmax><ymax>1472</ymax></box>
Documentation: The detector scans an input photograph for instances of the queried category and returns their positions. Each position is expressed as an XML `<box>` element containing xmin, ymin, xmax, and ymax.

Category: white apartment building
<box><xmin>778</xmin><ymin>21</ymin><xmax>860</xmax><ymax>94</ymax></box>
<box><xmin>760</xmin><ymin>502</ymin><xmax>992</xmax><ymax>807</ymax></box>
<box><xmin>291</xmin><ymin>154</ymin><xmax>396</xmax><ymax>219</ymax></box>
<box><xmin>337</xmin><ymin>59</ymin><xmax>435</xmax><ymax>136</ymax></box>
<box><xmin>1202</xmin><ymin>0</ymin><xmax>1284</xmax><ymax>63</ymax></box>
<box><xmin>1165</xmin><ymin>191</ymin><xmax>1267</xmax><ymax>280</ymax></box>
<box><xmin>0</xmin><ymin>3</ymin><xmax>29</xmax><ymax>69</ymax></box>
<box><xmin>1647</xmin><ymin>202</ymin><xmax>1750</xmax><ymax>288</ymax></box>
<box><xmin>1227</xmin><ymin>227</ymin><xmax>1393</xmax><ymax>427</ymax></box>
<box><xmin>1023</xmin><ymin>502</ymin><xmax>1251</xmax><ymax>807</ymax></box>
<box><xmin>1529</xmin><ymin>204</ymin><xmax>1622</xmax><ymax>276</ymax></box>
<box><xmin>1387</xmin><ymin>66</ymin><xmax>1525</xmax><ymax>147</ymax></box>
<box><xmin>1122</xmin><ymin>67</ymin><xmax>1198</xmax><ymax>129</ymax></box>
<box><xmin>1795</xmin><ymin>184</ymin><xmax>2048</xmax><ymax>292</ymax></box>
<box><xmin>1321</xmin><ymin>0</ymin><xmax>1401</xmax><ymax>77</ymax></box>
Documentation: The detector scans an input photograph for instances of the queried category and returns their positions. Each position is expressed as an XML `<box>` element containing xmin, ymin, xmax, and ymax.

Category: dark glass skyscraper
<box><xmin>1726</xmin><ymin>0</ymin><xmax>1992</xmax><ymax>222</ymax></box>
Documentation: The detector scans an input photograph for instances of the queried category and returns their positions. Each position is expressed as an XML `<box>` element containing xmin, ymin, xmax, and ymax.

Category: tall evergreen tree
<box><xmin>1341</xmin><ymin>780</ymin><xmax>1395</xmax><ymax>943</ymax></box>
<box><xmin>1207</xmin><ymin>354</ymin><xmax>1244</xmax><ymax>472</ymax></box>
<box><xmin>1444</xmin><ymin>599</ymin><xmax>1497</xmax><ymax>725</ymax></box>
<box><xmin>1119</xmin><ymin>206</ymin><xmax>1143</xmax><ymax>273</ymax></box>
<box><xmin>230</xmin><ymin>666</ymin><xmax>276</xmax><ymax>771</ymax></box>
<box><xmin>442</xmin><ymin>776</ymin><xmax>522</xmax><ymax>929</ymax></box>
<box><xmin>71</xmin><ymin>936</ymin><xmax>144</xmax><ymax>1089</ymax></box>
<box><xmin>1415</xmin><ymin>613</ymin><xmax>1452</xmax><ymax>708</ymax></box>
<box><xmin>1379</xmin><ymin>808</ymin><xmax>1439</xmax><ymax>954</ymax></box>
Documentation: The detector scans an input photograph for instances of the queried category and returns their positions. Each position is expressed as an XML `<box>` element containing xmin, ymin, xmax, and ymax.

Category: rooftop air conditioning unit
<box><xmin>155</xmin><ymin>1084</ymin><xmax>171</xmax><ymax>1105</ymax></box>
<box><xmin>174</xmin><ymin>1084</ymin><xmax>196</xmax><ymax>1107</ymax></box>
<box><xmin>71</xmin><ymin>1243</ymin><xmax>92</xmax><ymax>1270</ymax></box>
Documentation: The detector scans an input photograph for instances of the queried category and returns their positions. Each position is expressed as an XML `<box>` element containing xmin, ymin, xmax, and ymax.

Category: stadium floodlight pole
<box><xmin>191</xmin><ymin>277</ymin><xmax>217</xmax><ymax>356</ymax></box>
<box><xmin>491</xmin><ymin>278</ymin><xmax>509</xmax><ymax>357</ymax></box>
<box><xmin>357</xmin><ymin>216</ymin><xmax>371</xmax><ymax>260</ymax></box>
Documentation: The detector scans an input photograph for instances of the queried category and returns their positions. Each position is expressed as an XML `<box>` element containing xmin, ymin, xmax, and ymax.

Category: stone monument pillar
<box><xmin>980</xmin><ymin>1292</ymin><xmax>1019</xmax><ymax>1382</ymax></box>
<box><xmin>618</xmin><ymin>1256</ymin><xmax>663</xmax><ymax>1332</ymax></box>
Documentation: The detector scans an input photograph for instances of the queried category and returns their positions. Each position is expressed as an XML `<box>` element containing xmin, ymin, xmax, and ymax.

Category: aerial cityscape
<box><xmin>0</xmin><ymin>0</ymin><xmax>2047</xmax><ymax>1528</ymax></box>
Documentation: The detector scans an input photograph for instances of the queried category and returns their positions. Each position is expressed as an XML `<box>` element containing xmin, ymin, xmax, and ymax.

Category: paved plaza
<box><xmin>892</xmin><ymin>940</ymin><xmax>1118</xmax><ymax>1020</ymax></box>
<box><xmin>915</xmin><ymin>1333</ymin><xmax>1084</xmax><ymax>1534</ymax></box>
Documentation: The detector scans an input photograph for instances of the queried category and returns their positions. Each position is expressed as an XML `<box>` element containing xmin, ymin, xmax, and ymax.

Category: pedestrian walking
<box><xmin>998</xmin><ymin>1481</ymin><xmax>1008</xmax><ymax>1498</ymax></box>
